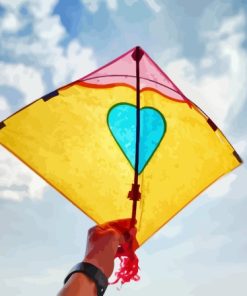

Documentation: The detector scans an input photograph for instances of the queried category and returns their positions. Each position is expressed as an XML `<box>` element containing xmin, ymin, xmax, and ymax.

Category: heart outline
<box><xmin>107</xmin><ymin>103</ymin><xmax>166</xmax><ymax>174</ymax></box>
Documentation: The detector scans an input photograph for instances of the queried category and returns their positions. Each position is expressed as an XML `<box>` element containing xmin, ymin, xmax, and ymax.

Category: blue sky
<box><xmin>0</xmin><ymin>0</ymin><xmax>247</xmax><ymax>295</ymax></box>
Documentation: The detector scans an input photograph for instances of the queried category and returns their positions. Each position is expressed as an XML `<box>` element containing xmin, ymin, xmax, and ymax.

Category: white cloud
<box><xmin>234</xmin><ymin>139</ymin><xmax>247</xmax><ymax>155</ymax></box>
<box><xmin>80</xmin><ymin>0</ymin><xmax>161</xmax><ymax>13</ymax></box>
<box><xmin>33</xmin><ymin>15</ymin><xmax>65</xmax><ymax>45</ymax></box>
<box><xmin>205</xmin><ymin>173</ymin><xmax>238</xmax><ymax>199</ymax></box>
<box><xmin>0</xmin><ymin>96</ymin><xmax>11</xmax><ymax>121</ymax></box>
<box><xmin>124</xmin><ymin>0</ymin><xmax>138</xmax><ymax>6</ymax></box>
<box><xmin>2</xmin><ymin>29</ymin><xmax>96</xmax><ymax>89</ymax></box>
<box><xmin>0</xmin><ymin>12</ymin><xmax>23</xmax><ymax>33</ymax></box>
<box><xmin>0</xmin><ymin>0</ymin><xmax>98</xmax><ymax>203</ymax></box>
<box><xmin>191</xmin><ymin>270</ymin><xmax>247</xmax><ymax>296</ymax></box>
<box><xmin>0</xmin><ymin>0</ymin><xmax>25</xmax><ymax>9</ymax></box>
<box><xmin>144</xmin><ymin>0</ymin><xmax>161</xmax><ymax>13</ymax></box>
<box><xmin>0</xmin><ymin>0</ymin><xmax>59</xmax><ymax>19</ymax></box>
<box><xmin>0</xmin><ymin>148</ymin><xmax>47</xmax><ymax>201</ymax></box>
<box><xmin>107</xmin><ymin>0</ymin><xmax>118</xmax><ymax>11</ymax></box>
<box><xmin>165</xmin><ymin>12</ymin><xmax>247</xmax><ymax>130</ymax></box>
<box><xmin>0</xmin><ymin>2</ymin><xmax>97</xmax><ymax>88</ymax></box>
<box><xmin>80</xmin><ymin>0</ymin><xmax>118</xmax><ymax>13</ymax></box>
<box><xmin>124</xmin><ymin>0</ymin><xmax>161</xmax><ymax>12</ymax></box>
<box><xmin>131</xmin><ymin>238</ymin><xmax>247</xmax><ymax>296</ymax></box>
<box><xmin>1</xmin><ymin>265</ymin><xmax>67</xmax><ymax>295</ymax></box>
<box><xmin>0</xmin><ymin>62</ymin><xmax>45</xmax><ymax>104</ymax></box>
<box><xmin>52</xmin><ymin>40</ymin><xmax>97</xmax><ymax>85</ymax></box>
<box><xmin>80</xmin><ymin>0</ymin><xmax>101</xmax><ymax>13</ymax></box>
<box><xmin>153</xmin><ymin>223</ymin><xmax>182</xmax><ymax>239</ymax></box>
<box><xmin>210</xmin><ymin>13</ymin><xmax>245</xmax><ymax>37</ymax></box>
<box><xmin>26</xmin><ymin>0</ymin><xmax>59</xmax><ymax>19</ymax></box>
<box><xmin>160</xmin><ymin>13</ymin><xmax>247</xmax><ymax>205</ymax></box>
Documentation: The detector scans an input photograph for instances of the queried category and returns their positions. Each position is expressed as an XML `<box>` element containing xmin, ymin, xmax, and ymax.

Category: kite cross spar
<box><xmin>0</xmin><ymin>46</ymin><xmax>243</xmax><ymax>289</ymax></box>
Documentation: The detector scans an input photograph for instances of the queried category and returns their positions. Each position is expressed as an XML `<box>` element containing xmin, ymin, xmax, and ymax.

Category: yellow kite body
<box><xmin>0</xmin><ymin>80</ymin><xmax>240</xmax><ymax>245</ymax></box>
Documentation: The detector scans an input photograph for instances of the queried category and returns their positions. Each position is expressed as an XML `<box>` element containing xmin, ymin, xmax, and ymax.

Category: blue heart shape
<box><xmin>107</xmin><ymin>103</ymin><xmax>166</xmax><ymax>174</ymax></box>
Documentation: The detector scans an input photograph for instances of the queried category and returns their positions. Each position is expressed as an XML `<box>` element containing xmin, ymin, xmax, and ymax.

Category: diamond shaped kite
<box><xmin>0</xmin><ymin>46</ymin><xmax>242</xmax><ymax>247</ymax></box>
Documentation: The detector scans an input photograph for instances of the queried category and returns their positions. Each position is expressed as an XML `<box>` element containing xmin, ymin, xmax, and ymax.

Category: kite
<box><xmin>0</xmin><ymin>46</ymin><xmax>242</xmax><ymax>284</ymax></box>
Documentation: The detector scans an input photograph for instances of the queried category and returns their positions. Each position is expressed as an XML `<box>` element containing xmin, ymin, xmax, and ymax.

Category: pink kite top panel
<box><xmin>79</xmin><ymin>47</ymin><xmax>188</xmax><ymax>102</ymax></box>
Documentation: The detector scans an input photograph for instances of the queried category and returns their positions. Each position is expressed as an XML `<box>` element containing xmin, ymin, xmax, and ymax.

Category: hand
<box><xmin>83</xmin><ymin>219</ymin><xmax>138</xmax><ymax>278</ymax></box>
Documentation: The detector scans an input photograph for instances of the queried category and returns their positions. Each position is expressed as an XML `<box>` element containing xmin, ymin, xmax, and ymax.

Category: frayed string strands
<box><xmin>109</xmin><ymin>239</ymin><xmax>140</xmax><ymax>285</ymax></box>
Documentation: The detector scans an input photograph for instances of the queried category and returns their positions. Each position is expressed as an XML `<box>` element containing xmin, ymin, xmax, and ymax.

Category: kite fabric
<box><xmin>0</xmin><ymin>46</ymin><xmax>242</xmax><ymax>248</ymax></box>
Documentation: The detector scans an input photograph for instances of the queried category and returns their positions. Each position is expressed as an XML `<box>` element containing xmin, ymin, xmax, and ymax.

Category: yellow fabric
<box><xmin>0</xmin><ymin>84</ymin><xmax>240</xmax><ymax>246</ymax></box>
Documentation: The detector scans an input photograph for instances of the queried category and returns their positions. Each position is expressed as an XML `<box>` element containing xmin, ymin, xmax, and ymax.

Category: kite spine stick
<box><xmin>128</xmin><ymin>46</ymin><xmax>143</xmax><ymax>227</ymax></box>
<box><xmin>115</xmin><ymin>49</ymin><xmax>142</xmax><ymax>283</ymax></box>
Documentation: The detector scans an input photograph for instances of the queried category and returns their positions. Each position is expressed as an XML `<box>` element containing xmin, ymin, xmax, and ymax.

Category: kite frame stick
<box><xmin>130</xmin><ymin>46</ymin><xmax>142</xmax><ymax>227</ymax></box>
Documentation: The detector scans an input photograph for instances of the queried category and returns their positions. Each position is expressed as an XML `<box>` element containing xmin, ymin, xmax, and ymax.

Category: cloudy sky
<box><xmin>0</xmin><ymin>0</ymin><xmax>247</xmax><ymax>295</ymax></box>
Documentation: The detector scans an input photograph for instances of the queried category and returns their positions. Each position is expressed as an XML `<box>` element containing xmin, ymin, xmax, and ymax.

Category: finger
<box><xmin>97</xmin><ymin>219</ymin><xmax>131</xmax><ymax>233</ymax></box>
<box><xmin>88</xmin><ymin>225</ymin><xmax>97</xmax><ymax>235</ymax></box>
<box><xmin>96</xmin><ymin>219</ymin><xmax>138</xmax><ymax>246</ymax></box>
<box><xmin>99</xmin><ymin>218</ymin><xmax>130</xmax><ymax>228</ymax></box>
<box><xmin>108</xmin><ymin>218</ymin><xmax>137</xmax><ymax>232</ymax></box>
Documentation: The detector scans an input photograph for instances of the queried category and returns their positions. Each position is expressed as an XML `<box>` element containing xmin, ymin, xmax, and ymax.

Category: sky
<box><xmin>0</xmin><ymin>0</ymin><xmax>247</xmax><ymax>295</ymax></box>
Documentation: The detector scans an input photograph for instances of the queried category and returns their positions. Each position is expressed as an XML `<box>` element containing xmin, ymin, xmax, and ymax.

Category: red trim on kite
<box><xmin>60</xmin><ymin>81</ymin><xmax>192</xmax><ymax>106</ymax></box>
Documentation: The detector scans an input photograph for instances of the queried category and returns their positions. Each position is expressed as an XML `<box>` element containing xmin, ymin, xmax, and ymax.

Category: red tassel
<box><xmin>110</xmin><ymin>240</ymin><xmax>140</xmax><ymax>285</ymax></box>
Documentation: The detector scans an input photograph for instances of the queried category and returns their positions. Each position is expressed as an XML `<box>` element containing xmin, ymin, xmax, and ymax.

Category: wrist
<box><xmin>70</xmin><ymin>273</ymin><xmax>97</xmax><ymax>290</ymax></box>
<box><xmin>64</xmin><ymin>262</ymin><xmax>108</xmax><ymax>296</ymax></box>
<box><xmin>83</xmin><ymin>257</ymin><xmax>113</xmax><ymax>278</ymax></box>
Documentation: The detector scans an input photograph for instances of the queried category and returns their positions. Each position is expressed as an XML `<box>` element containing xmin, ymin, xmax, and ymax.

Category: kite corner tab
<box><xmin>42</xmin><ymin>90</ymin><xmax>59</xmax><ymax>102</ymax></box>
<box><xmin>128</xmin><ymin>183</ymin><xmax>141</xmax><ymax>201</ymax></box>
<box><xmin>207</xmin><ymin>118</ymin><xmax>218</xmax><ymax>131</ymax></box>
<box><xmin>131</xmin><ymin>46</ymin><xmax>144</xmax><ymax>62</ymax></box>
<box><xmin>0</xmin><ymin>121</ymin><xmax>6</xmax><ymax>129</ymax></box>
<box><xmin>233</xmin><ymin>150</ymin><xmax>243</xmax><ymax>164</ymax></box>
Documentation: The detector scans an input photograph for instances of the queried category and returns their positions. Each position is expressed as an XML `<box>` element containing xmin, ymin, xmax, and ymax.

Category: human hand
<box><xmin>83</xmin><ymin>219</ymin><xmax>138</xmax><ymax>278</ymax></box>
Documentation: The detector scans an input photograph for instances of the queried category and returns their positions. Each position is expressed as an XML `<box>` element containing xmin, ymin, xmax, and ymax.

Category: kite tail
<box><xmin>109</xmin><ymin>239</ymin><xmax>140</xmax><ymax>285</ymax></box>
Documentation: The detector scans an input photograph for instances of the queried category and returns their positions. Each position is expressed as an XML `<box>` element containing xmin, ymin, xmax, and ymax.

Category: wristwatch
<box><xmin>64</xmin><ymin>262</ymin><xmax>108</xmax><ymax>296</ymax></box>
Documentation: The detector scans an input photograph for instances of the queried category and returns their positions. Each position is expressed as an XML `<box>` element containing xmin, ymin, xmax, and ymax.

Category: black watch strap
<box><xmin>64</xmin><ymin>262</ymin><xmax>108</xmax><ymax>296</ymax></box>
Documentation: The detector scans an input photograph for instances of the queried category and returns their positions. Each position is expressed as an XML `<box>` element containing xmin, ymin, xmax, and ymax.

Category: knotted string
<box><xmin>109</xmin><ymin>228</ymin><xmax>140</xmax><ymax>285</ymax></box>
